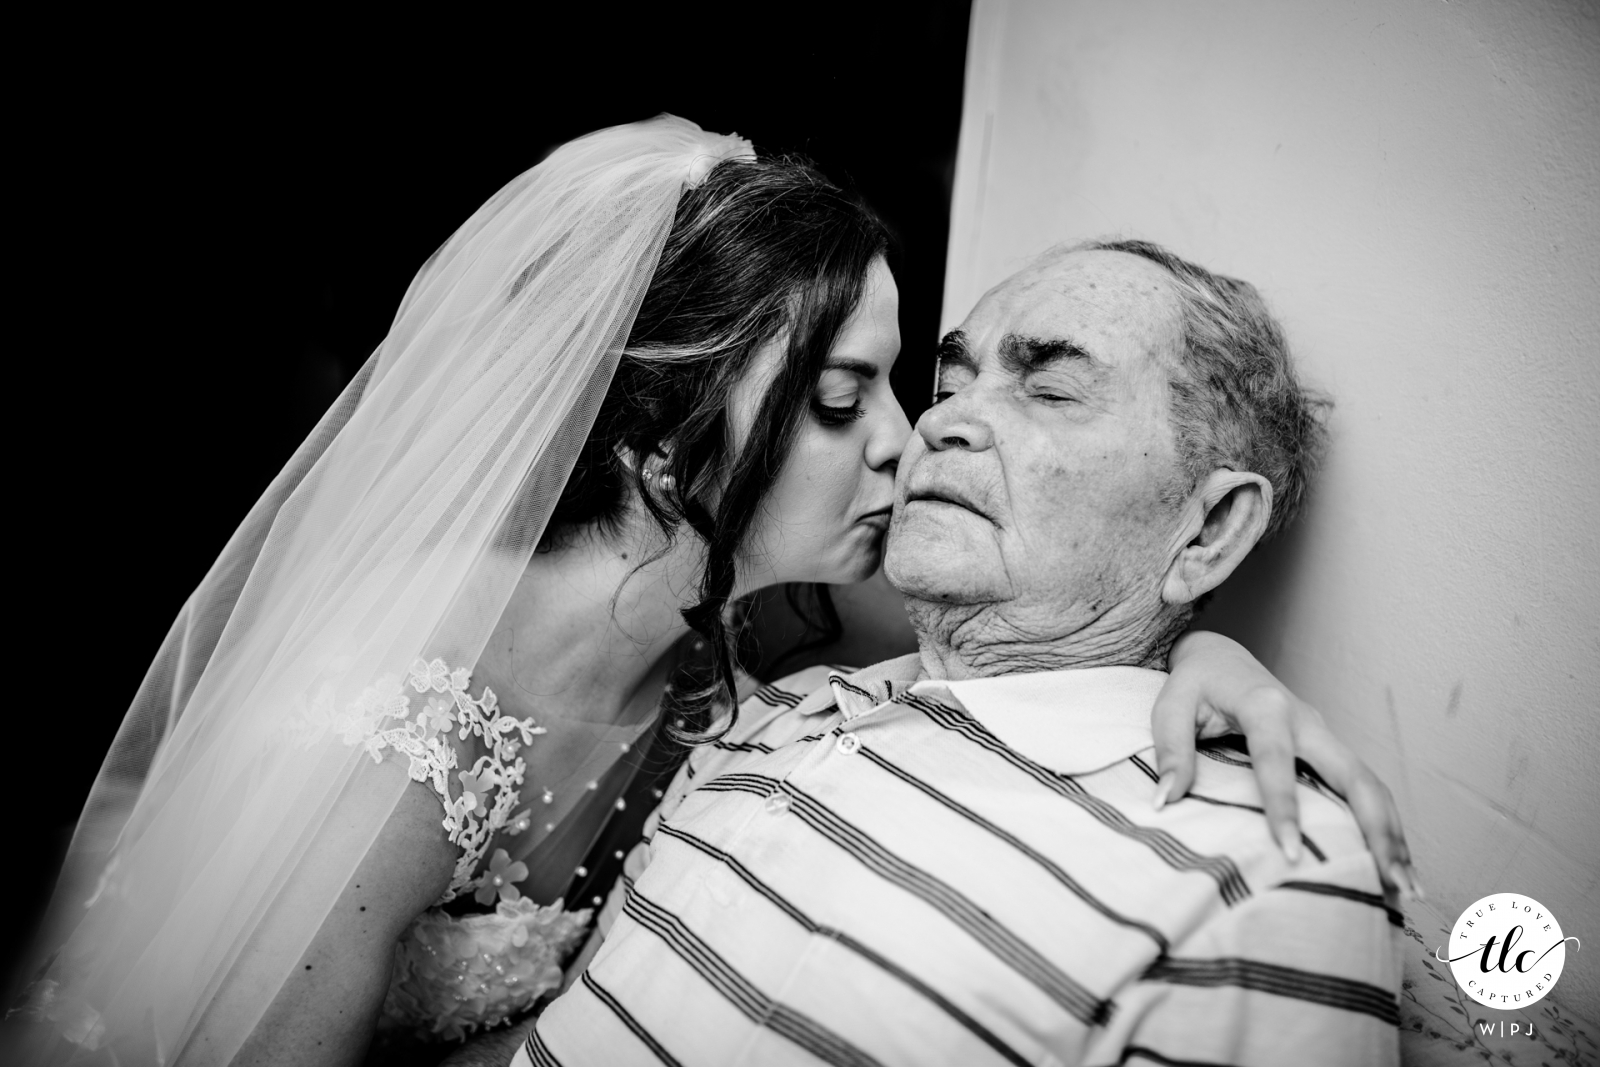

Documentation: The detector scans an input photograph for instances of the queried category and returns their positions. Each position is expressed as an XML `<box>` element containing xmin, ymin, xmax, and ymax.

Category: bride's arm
<box><xmin>1152</xmin><ymin>630</ymin><xmax>1421</xmax><ymax>900</ymax></box>
<box><xmin>230</xmin><ymin>775</ymin><xmax>456</xmax><ymax>1067</ymax></box>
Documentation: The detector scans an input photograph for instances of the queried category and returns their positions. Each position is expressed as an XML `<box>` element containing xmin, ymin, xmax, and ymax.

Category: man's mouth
<box><xmin>904</xmin><ymin>488</ymin><xmax>992</xmax><ymax>522</ymax></box>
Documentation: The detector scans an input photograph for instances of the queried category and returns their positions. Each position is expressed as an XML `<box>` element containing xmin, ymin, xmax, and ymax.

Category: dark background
<box><xmin>11</xmin><ymin>8</ymin><xmax>972</xmax><ymax>976</ymax></box>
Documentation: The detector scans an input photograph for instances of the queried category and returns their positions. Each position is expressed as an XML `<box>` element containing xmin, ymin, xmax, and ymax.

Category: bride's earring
<box><xmin>623</xmin><ymin>443</ymin><xmax>676</xmax><ymax>496</ymax></box>
<box><xmin>640</xmin><ymin>464</ymin><xmax>675</xmax><ymax>493</ymax></box>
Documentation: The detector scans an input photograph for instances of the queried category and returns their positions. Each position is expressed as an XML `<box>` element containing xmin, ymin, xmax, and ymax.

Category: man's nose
<box><xmin>915</xmin><ymin>389</ymin><xmax>994</xmax><ymax>452</ymax></box>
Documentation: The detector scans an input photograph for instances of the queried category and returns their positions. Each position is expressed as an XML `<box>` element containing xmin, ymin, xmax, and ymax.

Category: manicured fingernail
<box><xmin>1152</xmin><ymin>773</ymin><xmax>1176</xmax><ymax>811</ymax></box>
<box><xmin>1277</xmin><ymin>824</ymin><xmax>1302</xmax><ymax>864</ymax></box>
<box><xmin>1406</xmin><ymin>867</ymin><xmax>1426</xmax><ymax>903</ymax></box>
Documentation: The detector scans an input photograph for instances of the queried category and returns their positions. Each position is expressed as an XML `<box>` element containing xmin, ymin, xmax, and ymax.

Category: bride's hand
<box><xmin>1151</xmin><ymin>630</ymin><xmax>1422</xmax><ymax>901</ymax></box>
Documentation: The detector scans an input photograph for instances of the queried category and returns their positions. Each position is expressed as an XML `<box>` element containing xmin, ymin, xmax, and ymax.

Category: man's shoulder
<box><xmin>752</xmin><ymin>664</ymin><xmax>841</xmax><ymax>712</ymax></box>
<box><xmin>646</xmin><ymin>666</ymin><xmax>845</xmax><ymax>847</ymax></box>
<box><xmin>1188</xmin><ymin>739</ymin><xmax>1376</xmax><ymax>874</ymax></box>
<box><xmin>671</xmin><ymin>666</ymin><xmax>842</xmax><ymax>791</ymax></box>
<box><xmin>724</xmin><ymin>664</ymin><xmax>842</xmax><ymax>745</ymax></box>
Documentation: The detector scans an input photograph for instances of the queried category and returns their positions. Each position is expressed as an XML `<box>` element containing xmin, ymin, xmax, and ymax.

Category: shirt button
<box><xmin>836</xmin><ymin>732</ymin><xmax>862</xmax><ymax>755</ymax></box>
<box><xmin>764</xmin><ymin>791</ymin><xmax>791</xmax><ymax>815</ymax></box>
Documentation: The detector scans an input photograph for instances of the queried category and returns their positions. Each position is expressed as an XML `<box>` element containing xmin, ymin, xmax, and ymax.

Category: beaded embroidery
<box><xmin>378</xmin><ymin>896</ymin><xmax>593</xmax><ymax>1042</ymax></box>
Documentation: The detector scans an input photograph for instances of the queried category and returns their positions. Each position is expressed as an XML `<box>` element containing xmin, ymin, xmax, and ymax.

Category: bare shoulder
<box><xmin>228</xmin><ymin>768</ymin><xmax>456</xmax><ymax>1065</ymax></box>
<box><xmin>362</xmin><ymin>772</ymin><xmax>461</xmax><ymax>913</ymax></box>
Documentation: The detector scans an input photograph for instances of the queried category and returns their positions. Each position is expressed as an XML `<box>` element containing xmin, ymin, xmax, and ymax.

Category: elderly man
<box><xmin>514</xmin><ymin>241</ymin><xmax>1402</xmax><ymax>1066</ymax></box>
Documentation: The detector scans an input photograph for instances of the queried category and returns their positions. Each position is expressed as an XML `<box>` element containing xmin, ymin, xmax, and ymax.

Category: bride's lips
<box><xmin>856</xmin><ymin>505</ymin><xmax>893</xmax><ymax>532</ymax></box>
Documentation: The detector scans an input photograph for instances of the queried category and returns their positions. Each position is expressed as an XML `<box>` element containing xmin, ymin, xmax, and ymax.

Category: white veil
<box><xmin>14</xmin><ymin>115</ymin><xmax>754</xmax><ymax>1066</ymax></box>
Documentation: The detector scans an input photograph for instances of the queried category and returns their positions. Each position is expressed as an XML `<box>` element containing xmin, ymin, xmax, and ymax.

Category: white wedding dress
<box><xmin>15</xmin><ymin>116</ymin><xmax>753</xmax><ymax>1066</ymax></box>
<box><xmin>337</xmin><ymin>657</ymin><xmax>597</xmax><ymax>1043</ymax></box>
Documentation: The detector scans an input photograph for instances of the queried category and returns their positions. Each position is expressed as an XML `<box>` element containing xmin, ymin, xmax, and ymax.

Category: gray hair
<box><xmin>1076</xmin><ymin>238</ymin><xmax>1329</xmax><ymax>537</ymax></box>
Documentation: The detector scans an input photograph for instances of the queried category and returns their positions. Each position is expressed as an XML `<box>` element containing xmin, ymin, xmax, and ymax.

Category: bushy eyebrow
<box><xmin>932</xmin><ymin>331</ymin><xmax>977</xmax><ymax>402</ymax></box>
<box><xmin>936</xmin><ymin>330</ymin><xmax>1100</xmax><ymax>379</ymax></box>
<box><xmin>998</xmin><ymin>333</ymin><xmax>1101</xmax><ymax>374</ymax></box>
<box><xmin>936</xmin><ymin>330</ymin><xmax>976</xmax><ymax>372</ymax></box>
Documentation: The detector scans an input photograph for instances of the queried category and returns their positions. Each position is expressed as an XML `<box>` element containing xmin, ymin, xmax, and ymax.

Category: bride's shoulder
<box><xmin>307</xmin><ymin>655</ymin><xmax>542</xmax><ymax>906</ymax></box>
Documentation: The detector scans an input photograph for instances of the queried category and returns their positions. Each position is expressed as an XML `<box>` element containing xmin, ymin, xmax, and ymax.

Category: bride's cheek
<box><xmin>810</xmin><ymin>437</ymin><xmax>856</xmax><ymax>516</ymax></box>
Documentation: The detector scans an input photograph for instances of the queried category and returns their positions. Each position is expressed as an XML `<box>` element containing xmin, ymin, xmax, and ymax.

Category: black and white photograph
<box><xmin>4</xmin><ymin>3</ymin><xmax>1596</xmax><ymax>1065</ymax></box>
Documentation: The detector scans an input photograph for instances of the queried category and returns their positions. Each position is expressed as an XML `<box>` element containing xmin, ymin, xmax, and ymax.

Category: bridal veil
<box><xmin>14</xmin><ymin>115</ymin><xmax>754</xmax><ymax>1065</ymax></box>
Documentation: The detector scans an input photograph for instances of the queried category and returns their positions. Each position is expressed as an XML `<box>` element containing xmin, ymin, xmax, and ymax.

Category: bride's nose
<box><xmin>867</xmin><ymin>391</ymin><xmax>914</xmax><ymax>471</ymax></box>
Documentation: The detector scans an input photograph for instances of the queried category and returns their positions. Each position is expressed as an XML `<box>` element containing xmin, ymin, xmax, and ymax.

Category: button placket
<box><xmin>768</xmin><ymin>697</ymin><xmax>885</xmax><ymax>816</ymax></box>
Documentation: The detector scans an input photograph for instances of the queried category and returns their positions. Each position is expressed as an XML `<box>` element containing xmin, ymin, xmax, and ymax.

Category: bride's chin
<box><xmin>823</xmin><ymin>541</ymin><xmax>885</xmax><ymax>587</ymax></box>
<box><xmin>761</xmin><ymin>527</ymin><xmax>885</xmax><ymax>588</ymax></box>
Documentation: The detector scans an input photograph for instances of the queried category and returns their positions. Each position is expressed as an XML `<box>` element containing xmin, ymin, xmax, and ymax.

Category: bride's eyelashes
<box><xmin>811</xmin><ymin>397</ymin><xmax>867</xmax><ymax>426</ymax></box>
<box><xmin>810</xmin><ymin>367</ymin><xmax>867</xmax><ymax>426</ymax></box>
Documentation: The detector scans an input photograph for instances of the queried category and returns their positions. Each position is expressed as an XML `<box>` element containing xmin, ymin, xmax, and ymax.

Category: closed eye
<box><xmin>811</xmin><ymin>399</ymin><xmax>866</xmax><ymax>425</ymax></box>
<box><xmin>932</xmin><ymin>367</ymin><xmax>974</xmax><ymax>405</ymax></box>
<box><xmin>1026</xmin><ymin>370</ymin><xmax>1084</xmax><ymax>405</ymax></box>
<box><xmin>812</xmin><ymin>366</ymin><xmax>866</xmax><ymax>426</ymax></box>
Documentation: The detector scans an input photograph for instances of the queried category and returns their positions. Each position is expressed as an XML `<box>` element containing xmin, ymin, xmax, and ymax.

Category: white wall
<box><xmin>944</xmin><ymin>0</ymin><xmax>1600</xmax><ymax>1014</ymax></box>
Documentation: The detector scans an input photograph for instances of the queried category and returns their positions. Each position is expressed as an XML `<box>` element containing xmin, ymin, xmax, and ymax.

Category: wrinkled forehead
<box><xmin>962</xmin><ymin>250</ymin><xmax>1185</xmax><ymax>369</ymax></box>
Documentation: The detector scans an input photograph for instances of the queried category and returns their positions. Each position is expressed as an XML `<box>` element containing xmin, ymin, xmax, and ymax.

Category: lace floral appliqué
<box><xmin>302</xmin><ymin>657</ymin><xmax>546</xmax><ymax>904</ymax></box>
<box><xmin>297</xmin><ymin>658</ymin><xmax>599</xmax><ymax>1039</ymax></box>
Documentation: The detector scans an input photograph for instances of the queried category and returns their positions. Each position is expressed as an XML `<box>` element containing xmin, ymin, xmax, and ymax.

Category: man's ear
<box><xmin>1160</xmin><ymin>469</ymin><xmax>1274</xmax><ymax>606</ymax></box>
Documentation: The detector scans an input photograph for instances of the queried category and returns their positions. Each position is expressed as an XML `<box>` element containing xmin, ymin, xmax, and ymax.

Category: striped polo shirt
<box><xmin>521</xmin><ymin>655</ymin><xmax>1402</xmax><ymax>1067</ymax></box>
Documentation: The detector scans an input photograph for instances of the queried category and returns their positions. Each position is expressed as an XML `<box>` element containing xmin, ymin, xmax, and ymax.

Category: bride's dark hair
<box><xmin>542</xmin><ymin>155</ymin><xmax>890</xmax><ymax>738</ymax></box>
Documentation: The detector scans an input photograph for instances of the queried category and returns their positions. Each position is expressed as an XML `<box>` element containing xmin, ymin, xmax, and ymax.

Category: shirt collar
<box><xmin>799</xmin><ymin>655</ymin><xmax>1167</xmax><ymax>777</ymax></box>
<box><xmin>793</xmin><ymin>653</ymin><xmax>921</xmax><ymax>719</ymax></box>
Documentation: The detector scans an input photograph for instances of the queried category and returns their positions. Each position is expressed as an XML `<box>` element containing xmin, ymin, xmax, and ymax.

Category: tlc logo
<box><xmin>1438</xmin><ymin>893</ymin><xmax>1579</xmax><ymax>1008</ymax></box>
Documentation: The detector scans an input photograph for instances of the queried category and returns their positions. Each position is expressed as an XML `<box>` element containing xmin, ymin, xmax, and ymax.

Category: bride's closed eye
<box><xmin>811</xmin><ymin>368</ymin><xmax>866</xmax><ymax>425</ymax></box>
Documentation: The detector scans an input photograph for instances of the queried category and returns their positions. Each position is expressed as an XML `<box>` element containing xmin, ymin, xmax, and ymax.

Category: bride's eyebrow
<box><xmin>824</xmin><ymin>357</ymin><xmax>879</xmax><ymax>379</ymax></box>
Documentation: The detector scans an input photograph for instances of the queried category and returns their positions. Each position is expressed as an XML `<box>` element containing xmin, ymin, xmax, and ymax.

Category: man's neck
<box><xmin>904</xmin><ymin>595</ymin><xmax>1184</xmax><ymax>681</ymax></box>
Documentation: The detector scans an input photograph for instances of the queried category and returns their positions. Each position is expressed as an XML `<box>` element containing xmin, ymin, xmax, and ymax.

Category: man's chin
<box><xmin>883</xmin><ymin>522</ymin><xmax>1006</xmax><ymax>605</ymax></box>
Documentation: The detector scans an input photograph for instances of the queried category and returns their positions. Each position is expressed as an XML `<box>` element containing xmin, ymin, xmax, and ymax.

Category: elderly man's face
<box><xmin>885</xmin><ymin>250</ymin><xmax>1188</xmax><ymax>633</ymax></box>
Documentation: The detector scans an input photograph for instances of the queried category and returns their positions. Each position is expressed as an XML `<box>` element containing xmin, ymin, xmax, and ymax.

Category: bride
<box><xmin>10</xmin><ymin>116</ymin><xmax>1414</xmax><ymax>1066</ymax></box>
